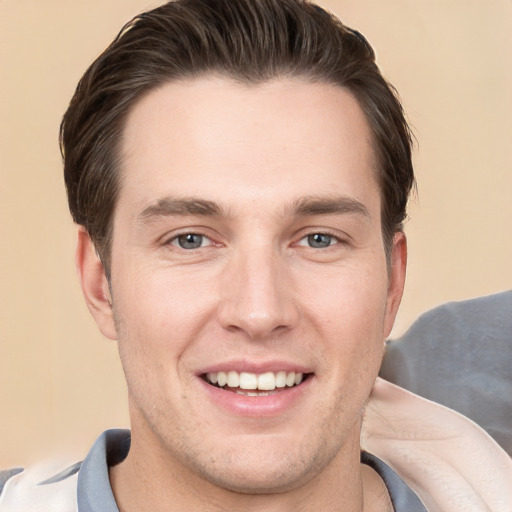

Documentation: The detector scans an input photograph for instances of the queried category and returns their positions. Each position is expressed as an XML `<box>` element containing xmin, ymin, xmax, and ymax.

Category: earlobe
<box><xmin>383</xmin><ymin>232</ymin><xmax>407</xmax><ymax>338</ymax></box>
<box><xmin>75</xmin><ymin>227</ymin><xmax>118</xmax><ymax>340</ymax></box>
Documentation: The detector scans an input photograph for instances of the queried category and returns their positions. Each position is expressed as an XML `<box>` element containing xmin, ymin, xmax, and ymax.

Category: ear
<box><xmin>383</xmin><ymin>231</ymin><xmax>407</xmax><ymax>338</ymax></box>
<box><xmin>75</xmin><ymin>226</ymin><xmax>118</xmax><ymax>340</ymax></box>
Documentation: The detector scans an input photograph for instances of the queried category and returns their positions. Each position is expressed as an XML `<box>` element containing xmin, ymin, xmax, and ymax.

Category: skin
<box><xmin>77</xmin><ymin>77</ymin><xmax>406</xmax><ymax>511</ymax></box>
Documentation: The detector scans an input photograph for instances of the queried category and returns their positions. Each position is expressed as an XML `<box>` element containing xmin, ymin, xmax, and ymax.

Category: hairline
<box><xmin>94</xmin><ymin>73</ymin><xmax>399</xmax><ymax>278</ymax></box>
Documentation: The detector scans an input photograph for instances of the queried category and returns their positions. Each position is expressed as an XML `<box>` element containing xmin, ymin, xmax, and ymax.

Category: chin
<box><xmin>196</xmin><ymin>459</ymin><xmax>316</xmax><ymax>495</ymax></box>
<box><xmin>184</xmin><ymin>434</ymin><xmax>342</xmax><ymax>495</ymax></box>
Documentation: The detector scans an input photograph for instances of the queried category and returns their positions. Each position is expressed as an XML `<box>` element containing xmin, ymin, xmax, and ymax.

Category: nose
<box><xmin>217</xmin><ymin>246</ymin><xmax>299</xmax><ymax>340</ymax></box>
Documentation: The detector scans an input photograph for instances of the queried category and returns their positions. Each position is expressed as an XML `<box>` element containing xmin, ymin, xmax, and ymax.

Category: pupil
<box><xmin>308</xmin><ymin>233</ymin><xmax>331</xmax><ymax>248</ymax></box>
<box><xmin>178</xmin><ymin>234</ymin><xmax>202</xmax><ymax>249</ymax></box>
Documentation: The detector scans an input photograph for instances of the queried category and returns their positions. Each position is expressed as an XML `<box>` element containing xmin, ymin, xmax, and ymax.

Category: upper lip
<box><xmin>196</xmin><ymin>359</ymin><xmax>313</xmax><ymax>376</ymax></box>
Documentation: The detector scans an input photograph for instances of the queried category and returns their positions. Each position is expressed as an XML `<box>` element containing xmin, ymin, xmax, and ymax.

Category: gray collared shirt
<box><xmin>1</xmin><ymin>429</ymin><xmax>426</xmax><ymax>511</ymax></box>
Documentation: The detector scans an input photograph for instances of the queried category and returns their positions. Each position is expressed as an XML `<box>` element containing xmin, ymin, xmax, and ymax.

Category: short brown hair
<box><xmin>60</xmin><ymin>0</ymin><xmax>414</xmax><ymax>277</ymax></box>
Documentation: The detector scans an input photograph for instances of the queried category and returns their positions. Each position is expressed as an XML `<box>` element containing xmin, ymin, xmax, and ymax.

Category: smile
<box><xmin>204</xmin><ymin>370</ymin><xmax>308</xmax><ymax>395</ymax></box>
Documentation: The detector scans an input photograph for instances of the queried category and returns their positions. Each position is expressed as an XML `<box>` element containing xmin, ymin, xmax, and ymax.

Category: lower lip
<box><xmin>198</xmin><ymin>376</ymin><xmax>313</xmax><ymax>417</ymax></box>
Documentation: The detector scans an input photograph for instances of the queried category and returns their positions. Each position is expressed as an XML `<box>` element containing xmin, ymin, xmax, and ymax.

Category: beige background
<box><xmin>1</xmin><ymin>0</ymin><xmax>511</xmax><ymax>467</ymax></box>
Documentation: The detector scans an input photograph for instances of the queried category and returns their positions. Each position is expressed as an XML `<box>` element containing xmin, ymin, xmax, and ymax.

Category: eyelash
<box><xmin>296</xmin><ymin>232</ymin><xmax>342</xmax><ymax>249</ymax></box>
<box><xmin>166</xmin><ymin>232</ymin><xmax>214</xmax><ymax>250</ymax></box>
<box><xmin>164</xmin><ymin>230</ymin><xmax>345</xmax><ymax>251</ymax></box>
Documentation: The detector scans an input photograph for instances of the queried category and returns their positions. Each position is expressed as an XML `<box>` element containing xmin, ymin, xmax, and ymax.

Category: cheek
<box><xmin>298</xmin><ymin>263</ymin><xmax>389</xmax><ymax>335</ymax></box>
<box><xmin>297</xmin><ymin>263</ymin><xmax>389</xmax><ymax>388</ymax></box>
<box><xmin>110</xmin><ymin>266</ymin><xmax>219</xmax><ymax>371</ymax></box>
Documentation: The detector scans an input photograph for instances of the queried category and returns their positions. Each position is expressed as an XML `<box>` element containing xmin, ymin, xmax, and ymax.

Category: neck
<box><xmin>109</xmin><ymin>428</ymin><xmax>390</xmax><ymax>512</ymax></box>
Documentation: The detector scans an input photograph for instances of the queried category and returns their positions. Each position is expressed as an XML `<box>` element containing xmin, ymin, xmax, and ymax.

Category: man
<box><xmin>1</xmin><ymin>1</ymin><xmax>511</xmax><ymax>510</ymax></box>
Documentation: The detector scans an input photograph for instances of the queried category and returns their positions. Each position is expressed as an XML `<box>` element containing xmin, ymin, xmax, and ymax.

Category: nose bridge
<box><xmin>217</xmin><ymin>238</ymin><xmax>298</xmax><ymax>339</ymax></box>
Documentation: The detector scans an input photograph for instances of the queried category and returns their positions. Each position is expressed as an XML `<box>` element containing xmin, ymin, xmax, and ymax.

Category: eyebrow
<box><xmin>288</xmin><ymin>195</ymin><xmax>371</xmax><ymax>218</ymax></box>
<box><xmin>137</xmin><ymin>194</ymin><xmax>370</xmax><ymax>224</ymax></box>
<box><xmin>138</xmin><ymin>197</ymin><xmax>226</xmax><ymax>223</ymax></box>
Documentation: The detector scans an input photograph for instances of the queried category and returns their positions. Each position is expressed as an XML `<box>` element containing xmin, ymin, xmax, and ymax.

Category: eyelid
<box><xmin>163</xmin><ymin>229</ymin><xmax>216</xmax><ymax>248</ymax></box>
<box><xmin>171</xmin><ymin>234</ymin><xmax>212</xmax><ymax>249</ymax></box>
<box><xmin>296</xmin><ymin>233</ymin><xmax>338</xmax><ymax>248</ymax></box>
<box><xmin>294</xmin><ymin>228</ymin><xmax>349</xmax><ymax>247</ymax></box>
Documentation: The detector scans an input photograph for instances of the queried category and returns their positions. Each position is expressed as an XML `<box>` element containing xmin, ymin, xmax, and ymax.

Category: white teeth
<box><xmin>227</xmin><ymin>371</ymin><xmax>239</xmax><ymax>387</ymax></box>
<box><xmin>235</xmin><ymin>390</ymin><xmax>269</xmax><ymax>396</ymax></box>
<box><xmin>258</xmin><ymin>372</ymin><xmax>275</xmax><ymax>391</ymax></box>
<box><xmin>239</xmin><ymin>372</ymin><xmax>258</xmax><ymax>390</ymax></box>
<box><xmin>275</xmin><ymin>371</ymin><xmax>287</xmax><ymax>388</ymax></box>
<box><xmin>286</xmin><ymin>372</ymin><xmax>296</xmax><ymax>387</ymax></box>
<box><xmin>217</xmin><ymin>371</ymin><xmax>227</xmax><ymax>387</ymax></box>
<box><xmin>206</xmin><ymin>370</ymin><xmax>305</xmax><ymax>391</ymax></box>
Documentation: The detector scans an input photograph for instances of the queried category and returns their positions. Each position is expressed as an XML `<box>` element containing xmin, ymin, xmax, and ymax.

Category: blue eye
<box><xmin>173</xmin><ymin>233</ymin><xmax>207</xmax><ymax>249</ymax></box>
<box><xmin>307</xmin><ymin>233</ymin><xmax>334</xmax><ymax>248</ymax></box>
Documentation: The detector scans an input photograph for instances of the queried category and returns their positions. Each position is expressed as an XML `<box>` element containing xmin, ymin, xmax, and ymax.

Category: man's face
<box><xmin>81</xmin><ymin>78</ymin><xmax>405</xmax><ymax>493</ymax></box>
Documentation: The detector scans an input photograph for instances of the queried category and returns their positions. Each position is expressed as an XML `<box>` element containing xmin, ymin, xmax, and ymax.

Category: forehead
<box><xmin>118</xmin><ymin>77</ymin><xmax>379</xmax><ymax>216</ymax></box>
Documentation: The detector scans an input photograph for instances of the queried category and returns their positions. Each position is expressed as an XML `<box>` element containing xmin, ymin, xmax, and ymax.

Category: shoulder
<box><xmin>363</xmin><ymin>378</ymin><xmax>512</xmax><ymax>512</ymax></box>
<box><xmin>0</xmin><ymin>469</ymin><xmax>23</xmax><ymax>496</ymax></box>
<box><xmin>0</xmin><ymin>460</ymin><xmax>81</xmax><ymax>512</ymax></box>
<box><xmin>380</xmin><ymin>291</ymin><xmax>512</xmax><ymax>455</ymax></box>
